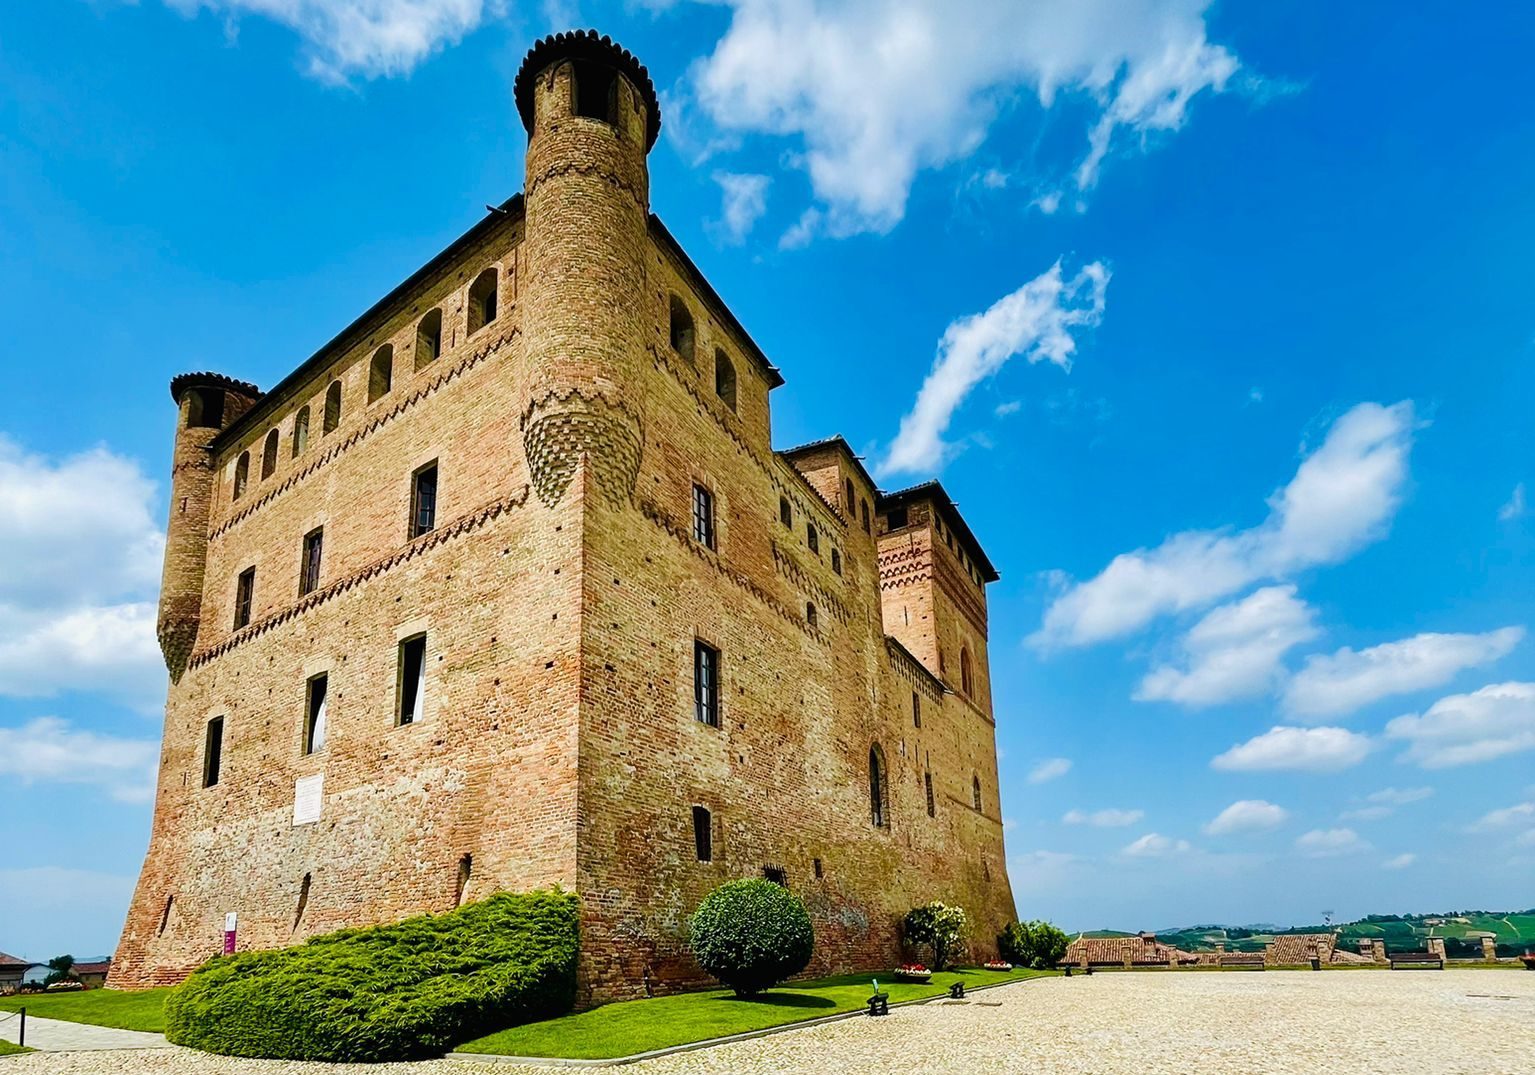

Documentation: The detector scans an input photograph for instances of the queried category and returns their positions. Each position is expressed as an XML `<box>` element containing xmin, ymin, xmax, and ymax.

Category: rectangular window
<box><xmin>234</xmin><ymin>567</ymin><xmax>255</xmax><ymax>629</ymax></box>
<box><xmin>304</xmin><ymin>673</ymin><xmax>328</xmax><ymax>755</ymax></box>
<box><xmin>411</xmin><ymin>462</ymin><xmax>439</xmax><ymax>538</ymax></box>
<box><xmin>887</xmin><ymin>507</ymin><xmax>909</xmax><ymax>530</ymax></box>
<box><xmin>397</xmin><ymin>634</ymin><xmax>427</xmax><ymax>726</ymax></box>
<box><xmin>691</xmin><ymin>483</ymin><xmax>715</xmax><ymax>549</ymax></box>
<box><xmin>912</xmin><ymin>691</ymin><xmax>921</xmax><ymax>729</ymax></box>
<box><xmin>300</xmin><ymin>527</ymin><xmax>324</xmax><ymax>596</ymax></box>
<box><xmin>694</xmin><ymin>640</ymin><xmax>720</xmax><ymax>727</ymax></box>
<box><xmin>807</xmin><ymin>523</ymin><xmax>819</xmax><ymax>555</ymax></box>
<box><xmin>763</xmin><ymin>865</ymin><xmax>788</xmax><ymax>887</ymax></box>
<box><xmin>831</xmin><ymin>548</ymin><xmax>842</xmax><ymax>575</ymax></box>
<box><xmin>692</xmin><ymin>806</ymin><xmax>712</xmax><ymax>862</ymax></box>
<box><xmin>203</xmin><ymin>717</ymin><xmax>224</xmax><ymax>788</ymax></box>
<box><xmin>924</xmin><ymin>771</ymin><xmax>936</xmax><ymax>818</ymax></box>
<box><xmin>813</xmin><ymin>857</ymin><xmax>823</xmax><ymax>879</ymax></box>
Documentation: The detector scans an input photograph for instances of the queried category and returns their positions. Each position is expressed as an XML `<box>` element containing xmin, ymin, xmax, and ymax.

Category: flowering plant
<box><xmin>897</xmin><ymin>963</ymin><xmax>929</xmax><ymax>973</ymax></box>
<box><xmin>983</xmin><ymin>960</ymin><xmax>1013</xmax><ymax>971</ymax></box>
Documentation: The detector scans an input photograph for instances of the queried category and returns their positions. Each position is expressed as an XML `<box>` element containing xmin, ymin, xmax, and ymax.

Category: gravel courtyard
<box><xmin>6</xmin><ymin>970</ymin><xmax>1533</xmax><ymax>1075</ymax></box>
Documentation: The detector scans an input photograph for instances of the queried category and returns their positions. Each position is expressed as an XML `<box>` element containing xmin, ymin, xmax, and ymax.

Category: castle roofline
<box><xmin>649</xmin><ymin>215</ymin><xmax>784</xmax><ymax>389</ymax></box>
<box><xmin>169</xmin><ymin>371</ymin><xmax>261</xmax><ymax>404</ymax></box>
<box><xmin>879</xmin><ymin>480</ymin><xmax>1000</xmax><ymax>582</ymax></box>
<box><xmin>779</xmin><ymin>435</ymin><xmax>878</xmax><ymax>494</ymax></box>
<box><xmin>515</xmin><ymin>30</ymin><xmax>662</xmax><ymax>152</ymax></box>
<box><xmin>211</xmin><ymin>194</ymin><xmax>525</xmax><ymax>453</ymax></box>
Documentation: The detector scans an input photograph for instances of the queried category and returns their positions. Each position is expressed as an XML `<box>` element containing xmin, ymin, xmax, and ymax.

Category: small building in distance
<box><xmin>0</xmin><ymin>953</ymin><xmax>30</xmax><ymax>994</ymax></box>
<box><xmin>1065</xmin><ymin>932</ymin><xmax>1198</xmax><ymax>967</ymax></box>
<box><xmin>70</xmin><ymin>961</ymin><xmax>112</xmax><ymax>989</ymax></box>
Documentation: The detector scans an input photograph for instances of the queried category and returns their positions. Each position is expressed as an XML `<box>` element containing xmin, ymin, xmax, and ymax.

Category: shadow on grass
<box><xmin>707</xmin><ymin>993</ymin><xmax>837</xmax><ymax>1010</ymax></box>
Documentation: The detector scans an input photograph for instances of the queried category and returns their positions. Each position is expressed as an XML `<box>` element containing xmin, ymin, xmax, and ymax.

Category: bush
<box><xmin>903</xmin><ymin>902</ymin><xmax>967</xmax><ymax>971</ymax></box>
<box><xmin>689</xmin><ymin>879</ymin><xmax>815</xmax><ymax>996</ymax></box>
<box><xmin>164</xmin><ymin>889</ymin><xmax>578</xmax><ymax>1062</ymax></box>
<box><xmin>998</xmin><ymin>919</ymin><xmax>1069</xmax><ymax>970</ymax></box>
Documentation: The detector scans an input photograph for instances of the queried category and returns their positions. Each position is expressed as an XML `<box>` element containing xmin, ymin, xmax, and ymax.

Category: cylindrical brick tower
<box><xmin>513</xmin><ymin>30</ymin><xmax>660</xmax><ymax>508</ymax></box>
<box><xmin>158</xmin><ymin>372</ymin><xmax>260</xmax><ymax>681</ymax></box>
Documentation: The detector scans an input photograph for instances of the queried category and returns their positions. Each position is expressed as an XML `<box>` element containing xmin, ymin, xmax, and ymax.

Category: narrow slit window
<box><xmin>232</xmin><ymin>452</ymin><xmax>249</xmax><ymax>500</ymax></box>
<box><xmin>960</xmin><ymin>647</ymin><xmax>974</xmax><ymax>696</ymax></box>
<box><xmin>669</xmin><ymin>296</ymin><xmax>695</xmax><ymax>363</ymax></box>
<box><xmin>845</xmin><ymin>478</ymin><xmax>856</xmax><ymax>512</ymax></box>
<box><xmin>292</xmin><ymin>872</ymin><xmax>311</xmax><ymax>931</ymax></box>
<box><xmin>861</xmin><ymin>499</ymin><xmax>870</xmax><ymax>534</ymax></box>
<box><xmin>868</xmin><ymin>746</ymin><xmax>886</xmax><ymax>828</ymax></box>
<box><xmin>455</xmin><ymin>854</ymin><xmax>473</xmax><ymax>906</ymax></box>
<box><xmin>261</xmin><ymin>429</ymin><xmax>279</xmax><ymax>479</ymax></box>
<box><xmin>807</xmin><ymin>523</ymin><xmax>819</xmax><ymax>555</ymax></box>
<box><xmin>468</xmin><ymin>268</ymin><xmax>498</xmax><ymax>333</ymax></box>
<box><xmin>300</xmin><ymin>527</ymin><xmax>324</xmax><ymax>596</ymax></box>
<box><xmin>323</xmin><ymin>380</ymin><xmax>342</xmax><ymax>433</ymax></box>
<box><xmin>806</xmin><ymin>602</ymin><xmax>817</xmax><ymax>629</ymax></box>
<box><xmin>694</xmin><ymin>640</ymin><xmax>720</xmax><ymax>727</ymax></box>
<box><xmin>912</xmin><ymin>691</ymin><xmax>921</xmax><ymax>729</ymax></box>
<box><xmin>714</xmin><ymin>349</ymin><xmax>736</xmax><ymax>410</ymax></box>
<box><xmin>203</xmin><ymin>716</ymin><xmax>225</xmax><ymax>788</ymax></box>
<box><xmin>158</xmin><ymin>894</ymin><xmax>174</xmax><ymax>936</ymax></box>
<box><xmin>234</xmin><ymin>566</ymin><xmax>255</xmax><ymax>630</ymax></box>
<box><xmin>692</xmin><ymin>806</ymin><xmax>712</xmax><ymax>862</ymax></box>
<box><xmin>411</xmin><ymin>462</ymin><xmax>439</xmax><ymax>538</ymax></box>
<box><xmin>779</xmin><ymin>497</ymin><xmax>792</xmax><ymax>528</ymax></box>
<box><xmin>292</xmin><ymin>406</ymin><xmax>310</xmax><ymax>457</ymax></box>
<box><xmin>813</xmin><ymin>858</ymin><xmax>823</xmax><ymax>880</ymax></box>
<box><xmin>304</xmin><ymin>673</ymin><xmax>328</xmax><ymax>755</ymax></box>
<box><xmin>368</xmin><ymin>344</ymin><xmax>393</xmax><ymax>403</ymax></box>
<box><xmin>691</xmin><ymin>483</ymin><xmax>715</xmax><ymax>549</ymax></box>
<box><xmin>972</xmin><ymin>774</ymin><xmax>983</xmax><ymax>812</ymax></box>
<box><xmin>831</xmin><ymin>548</ymin><xmax>842</xmax><ymax>575</ymax></box>
<box><xmin>925</xmin><ymin>771</ymin><xmax>936</xmax><ymax>817</ymax></box>
<box><xmin>416</xmin><ymin>309</ymin><xmax>443</xmax><ymax>368</ymax></box>
<box><xmin>397</xmin><ymin>634</ymin><xmax>427</xmax><ymax>725</ymax></box>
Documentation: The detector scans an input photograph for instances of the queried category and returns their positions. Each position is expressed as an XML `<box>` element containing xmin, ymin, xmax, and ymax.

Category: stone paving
<box><xmin>0</xmin><ymin>1014</ymin><xmax>169</xmax><ymax>1053</ymax></box>
<box><xmin>3</xmin><ymin>970</ymin><xmax>1532</xmax><ymax>1074</ymax></box>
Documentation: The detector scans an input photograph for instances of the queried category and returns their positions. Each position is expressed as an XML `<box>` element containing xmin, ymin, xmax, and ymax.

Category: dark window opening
<box><xmin>158</xmin><ymin>894</ymin><xmax>174</xmax><ymax>936</ymax></box>
<box><xmin>762</xmin><ymin>865</ymin><xmax>788</xmax><ymax>887</ymax></box>
<box><xmin>869</xmin><ymin>746</ymin><xmax>886</xmax><ymax>828</ymax></box>
<box><xmin>669</xmin><ymin>296</ymin><xmax>695</xmax><ymax>363</ymax></box>
<box><xmin>368</xmin><ymin>345</ymin><xmax>393</xmax><ymax>403</ymax></box>
<box><xmin>304</xmin><ymin>673</ymin><xmax>328</xmax><ymax>755</ymax></box>
<box><xmin>232</xmin><ymin>451</ymin><xmax>250</xmax><ymax>500</ymax></box>
<box><xmin>203</xmin><ymin>716</ymin><xmax>224</xmax><ymax>788</ymax></box>
<box><xmin>961</xmin><ymin>647</ymin><xmax>974</xmax><ymax>696</ymax></box>
<box><xmin>455</xmin><ymin>854</ymin><xmax>473</xmax><ymax>906</ymax></box>
<box><xmin>813</xmin><ymin>857</ymin><xmax>823</xmax><ymax>880</ymax></box>
<box><xmin>694</xmin><ymin>640</ymin><xmax>720</xmax><ymax>727</ymax></box>
<box><xmin>261</xmin><ymin>429</ymin><xmax>279</xmax><ymax>479</ymax></box>
<box><xmin>691</xmin><ymin>483</ymin><xmax>715</xmax><ymax>549</ymax></box>
<box><xmin>234</xmin><ymin>567</ymin><xmax>255</xmax><ymax>630</ymax></box>
<box><xmin>468</xmin><ymin>268</ymin><xmax>498</xmax><ymax>333</ymax></box>
<box><xmin>186</xmin><ymin>388</ymin><xmax>225</xmax><ymax>429</ymax></box>
<box><xmin>807</xmin><ymin>523</ymin><xmax>819</xmax><ymax>555</ymax></box>
<box><xmin>806</xmin><ymin>602</ymin><xmax>817</xmax><ymax>629</ymax></box>
<box><xmin>572</xmin><ymin>58</ymin><xmax>619</xmax><ymax>124</ymax></box>
<box><xmin>861</xmin><ymin>499</ymin><xmax>870</xmax><ymax>533</ymax></box>
<box><xmin>925</xmin><ymin>771</ymin><xmax>936</xmax><ymax>817</ymax></box>
<box><xmin>714</xmin><ymin>349</ymin><xmax>737</xmax><ymax>410</ymax></box>
<box><xmin>323</xmin><ymin>380</ymin><xmax>342</xmax><ymax>433</ymax></box>
<box><xmin>912</xmin><ymin>691</ymin><xmax>921</xmax><ymax>729</ymax></box>
<box><xmin>416</xmin><ymin>308</ymin><xmax>443</xmax><ymax>368</ymax></box>
<box><xmin>398</xmin><ymin>633</ymin><xmax>427</xmax><ymax>725</ymax></box>
<box><xmin>292</xmin><ymin>406</ymin><xmax>310</xmax><ymax>457</ymax></box>
<box><xmin>300</xmin><ymin>527</ymin><xmax>324</xmax><ymax>596</ymax></box>
<box><xmin>831</xmin><ymin>548</ymin><xmax>842</xmax><ymax>575</ymax></box>
<box><xmin>972</xmin><ymin>774</ymin><xmax>983</xmax><ymax>812</ymax></box>
<box><xmin>887</xmin><ymin>507</ymin><xmax>908</xmax><ymax>530</ymax></box>
<box><xmin>411</xmin><ymin>462</ymin><xmax>439</xmax><ymax>539</ymax></box>
<box><xmin>692</xmin><ymin>806</ymin><xmax>713</xmax><ymax>862</ymax></box>
<box><xmin>779</xmin><ymin>497</ymin><xmax>792</xmax><ymax>528</ymax></box>
<box><xmin>292</xmin><ymin>872</ymin><xmax>311</xmax><ymax>932</ymax></box>
<box><xmin>845</xmin><ymin>478</ymin><xmax>856</xmax><ymax>511</ymax></box>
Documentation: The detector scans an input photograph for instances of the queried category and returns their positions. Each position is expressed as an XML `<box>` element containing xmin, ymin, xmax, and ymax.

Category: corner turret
<box><xmin>158</xmin><ymin>372</ymin><xmax>260</xmax><ymax>681</ymax></box>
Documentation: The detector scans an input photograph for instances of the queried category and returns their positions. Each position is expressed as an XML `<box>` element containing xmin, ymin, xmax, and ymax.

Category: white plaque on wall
<box><xmin>293</xmin><ymin>774</ymin><xmax>323</xmax><ymax>825</ymax></box>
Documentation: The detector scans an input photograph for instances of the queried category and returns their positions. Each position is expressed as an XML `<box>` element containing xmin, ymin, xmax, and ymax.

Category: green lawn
<box><xmin>0</xmin><ymin>1040</ymin><xmax>35</xmax><ymax>1056</ymax></box>
<box><xmin>0</xmin><ymin>989</ymin><xmax>170</xmax><ymax>1033</ymax></box>
<box><xmin>458</xmin><ymin>967</ymin><xmax>1050</xmax><ymax>1060</ymax></box>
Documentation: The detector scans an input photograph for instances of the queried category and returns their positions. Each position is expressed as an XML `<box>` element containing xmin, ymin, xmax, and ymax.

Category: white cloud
<box><xmin>0</xmin><ymin>717</ymin><xmax>158</xmax><ymax>803</ymax></box>
<box><xmin>1294</xmin><ymin>827</ymin><xmax>1368</xmax><ymax>857</ymax></box>
<box><xmin>1339</xmin><ymin>805</ymin><xmax>1392</xmax><ymax>822</ymax></box>
<box><xmin>1063</xmin><ymin>807</ymin><xmax>1144</xmax><ymax>827</ymax></box>
<box><xmin>1211</xmin><ymin>725</ymin><xmax>1373</xmax><ymax>773</ymax></box>
<box><xmin>1284</xmin><ymin>627</ymin><xmax>1523</xmax><ymax>719</ymax></box>
<box><xmin>1469</xmin><ymin>802</ymin><xmax>1535</xmax><ymax>831</ymax></box>
<box><xmin>161</xmin><ymin>0</ymin><xmax>495</xmax><ymax>83</ymax></box>
<box><xmin>1385</xmin><ymin>682</ymin><xmax>1535</xmax><ymax>768</ymax></box>
<box><xmin>1136</xmin><ymin>585</ymin><xmax>1317</xmax><ymax>707</ymax></box>
<box><xmin>711</xmin><ymin>171</ymin><xmax>770</xmax><ymax>244</ymax></box>
<box><xmin>0</xmin><ymin>603</ymin><xmax>164</xmax><ymax>711</ymax></box>
<box><xmin>1367</xmin><ymin>786</ymin><xmax>1434</xmax><ymax>806</ymax></box>
<box><xmin>1499</xmin><ymin>483</ymin><xmax>1526</xmax><ymax>521</ymax></box>
<box><xmin>687</xmin><ymin>0</ymin><xmax>1240</xmax><ymax>240</ymax></box>
<box><xmin>1381</xmin><ymin>853</ymin><xmax>1416</xmax><ymax>870</ymax></box>
<box><xmin>880</xmin><ymin>260</ymin><xmax>1108</xmax><ymax>476</ymax></box>
<box><xmin>1027</xmin><ymin>757</ymin><xmax>1073</xmax><ymax>784</ymax></box>
<box><xmin>1034</xmin><ymin>401</ymin><xmax>1417</xmax><ymax>648</ymax></box>
<box><xmin>1203</xmin><ymin>799</ymin><xmax>1289</xmax><ymax>836</ymax></box>
<box><xmin>1122</xmin><ymin>832</ymin><xmax>1191</xmax><ymax>858</ymax></box>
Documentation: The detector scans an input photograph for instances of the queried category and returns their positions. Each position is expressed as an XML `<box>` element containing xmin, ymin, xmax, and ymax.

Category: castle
<box><xmin>112</xmin><ymin>31</ymin><xmax>1015</xmax><ymax>1002</ymax></box>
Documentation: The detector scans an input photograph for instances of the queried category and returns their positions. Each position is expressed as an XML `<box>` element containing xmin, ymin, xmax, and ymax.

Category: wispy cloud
<box><xmin>1499</xmin><ymin>483</ymin><xmax>1526</xmax><ymax>521</ymax></box>
<box><xmin>881</xmin><ymin>260</ymin><xmax>1108</xmax><ymax>476</ymax></box>
<box><xmin>1203</xmin><ymin>799</ymin><xmax>1288</xmax><ymax>836</ymax></box>
<box><xmin>1386</xmin><ymin>682</ymin><xmax>1535</xmax><ymax>768</ymax></box>
<box><xmin>1028</xmin><ymin>757</ymin><xmax>1073</xmax><ymax>784</ymax></box>
<box><xmin>1294</xmin><ymin>827</ymin><xmax>1369</xmax><ymax>857</ymax></box>
<box><xmin>1122</xmin><ymin>832</ymin><xmax>1192</xmax><ymax>858</ymax></box>
<box><xmin>1381</xmin><ymin>853</ymin><xmax>1416</xmax><ymax>870</ymax></box>
<box><xmin>1063</xmin><ymin>807</ymin><xmax>1144</xmax><ymax>827</ymax></box>
<box><xmin>1468</xmin><ymin>801</ymin><xmax>1534</xmax><ymax>831</ymax></box>
<box><xmin>710</xmin><ymin>171</ymin><xmax>770</xmax><ymax>245</ymax></box>
<box><xmin>1034</xmin><ymin>402</ymin><xmax>1418</xmax><ymax>648</ymax></box>
<box><xmin>1211</xmin><ymin>725</ymin><xmax>1373</xmax><ymax>773</ymax></box>
<box><xmin>0</xmin><ymin>716</ymin><xmax>158</xmax><ymax>803</ymax></box>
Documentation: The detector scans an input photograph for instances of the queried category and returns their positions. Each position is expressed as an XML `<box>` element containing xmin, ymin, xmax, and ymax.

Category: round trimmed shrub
<box><xmin>689</xmin><ymin>878</ymin><xmax>815</xmax><ymax>996</ymax></box>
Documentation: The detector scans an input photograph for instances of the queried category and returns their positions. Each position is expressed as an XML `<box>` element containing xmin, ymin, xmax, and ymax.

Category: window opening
<box><xmin>398</xmin><ymin>634</ymin><xmax>427</xmax><ymax>725</ymax></box>
<box><xmin>203</xmin><ymin>717</ymin><xmax>224</xmax><ymax>788</ymax></box>
<box><xmin>300</xmin><ymin>527</ymin><xmax>324</xmax><ymax>596</ymax></box>
<box><xmin>234</xmin><ymin>567</ymin><xmax>255</xmax><ymax>629</ymax></box>
<box><xmin>694</xmin><ymin>640</ymin><xmax>720</xmax><ymax>727</ymax></box>
<box><xmin>304</xmin><ymin>673</ymin><xmax>328</xmax><ymax>755</ymax></box>
<box><xmin>692</xmin><ymin>806</ymin><xmax>713</xmax><ymax>862</ymax></box>
<box><xmin>411</xmin><ymin>462</ymin><xmax>439</xmax><ymax>538</ymax></box>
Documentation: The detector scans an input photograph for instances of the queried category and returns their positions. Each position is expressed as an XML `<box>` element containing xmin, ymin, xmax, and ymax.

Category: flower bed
<box><xmin>983</xmin><ymin>961</ymin><xmax>1013</xmax><ymax>971</ymax></box>
<box><xmin>893</xmin><ymin>964</ymin><xmax>932</xmax><ymax>982</ymax></box>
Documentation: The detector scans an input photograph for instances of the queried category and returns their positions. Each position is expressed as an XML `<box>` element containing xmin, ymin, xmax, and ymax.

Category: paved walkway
<box><xmin>0</xmin><ymin>1013</ymin><xmax>170</xmax><ymax>1053</ymax></box>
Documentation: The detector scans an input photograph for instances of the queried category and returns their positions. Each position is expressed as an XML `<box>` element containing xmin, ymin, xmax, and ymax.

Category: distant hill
<box><xmin>1094</xmin><ymin>909</ymin><xmax>1535</xmax><ymax>958</ymax></box>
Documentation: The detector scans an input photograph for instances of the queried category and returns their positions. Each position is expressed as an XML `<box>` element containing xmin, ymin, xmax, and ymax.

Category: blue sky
<box><xmin>2</xmin><ymin>1</ymin><xmax>1533</xmax><ymax>959</ymax></box>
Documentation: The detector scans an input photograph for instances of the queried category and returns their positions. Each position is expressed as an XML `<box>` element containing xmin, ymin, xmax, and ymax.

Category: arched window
<box><xmin>186</xmin><ymin>388</ymin><xmax>224</xmax><ymax>429</ymax></box>
<box><xmin>669</xmin><ymin>296</ymin><xmax>695</xmax><ymax>363</ymax></box>
<box><xmin>831</xmin><ymin>548</ymin><xmax>842</xmax><ymax>575</ymax></box>
<box><xmin>861</xmin><ymin>499</ymin><xmax>871</xmax><ymax>533</ymax></box>
<box><xmin>455</xmin><ymin>854</ymin><xmax>473</xmax><ymax>906</ymax></box>
<box><xmin>806</xmin><ymin>602</ymin><xmax>817</xmax><ymax>629</ymax></box>
<box><xmin>468</xmin><ymin>268</ymin><xmax>498</xmax><ymax>333</ymax></box>
<box><xmin>323</xmin><ymin>380</ymin><xmax>342</xmax><ymax>433</ymax></box>
<box><xmin>868</xmin><ymin>746</ymin><xmax>887</xmax><ymax>828</ymax></box>
<box><xmin>232</xmin><ymin>451</ymin><xmax>249</xmax><ymax>500</ymax></box>
<box><xmin>368</xmin><ymin>345</ymin><xmax>393</xmax><ymax>403</ymax></box>
<box><xmin>261</xmin><ymin>429</ymin><xmax>278</xmax><ymax>479</ymax></box>
<box><xmin>845</xmin><ymin>478</ymin><xmax>856</xmax><ymax>511</ymax></box>
<box><xmin>291</xmin><ymin>406</ymin><xmax>310</xmax><ymax>457</ymax></box>
<box><xmin>779</xmin><ymin>496</ymin><xmax>792</xmax><ymax>528</ymax></box>
<box><xmin>571</xmin><ymin>58</ymin><xmax>618</xmax><ymax>125</ymax></box>
<box><xmin>972</xmin><ymin>774</ymin><xmax>983</xmax><ymax>812</ymax></box>
<box><xmin>416</xmin><ymin>308</ymin><xmax>443</xmax><ymax>368</ymax></box>
<box><xmin>960</xmin><ymin>647</ymin><xmax>974</xmax><ymax>696</ymax></box>
<box><xmin>714</xmin><ymin>348</ymin><xmax>736</xmax><ymax>410</ymax></box>
<box><xmin>807</xmin><ymin>523</ymin><xmax>820</xmax><ymax>555</ymax></box>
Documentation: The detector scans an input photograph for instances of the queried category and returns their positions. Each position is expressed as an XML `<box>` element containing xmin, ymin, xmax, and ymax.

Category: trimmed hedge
<box><xmin>689</xmin><ymin>878</ymin><xmax>814</xmax><ymax>995</ymax></box>
<box><xmin>163</xmin><ymin>889</ymin><xmax>578</xmax><ymax>1062</ymax></box>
